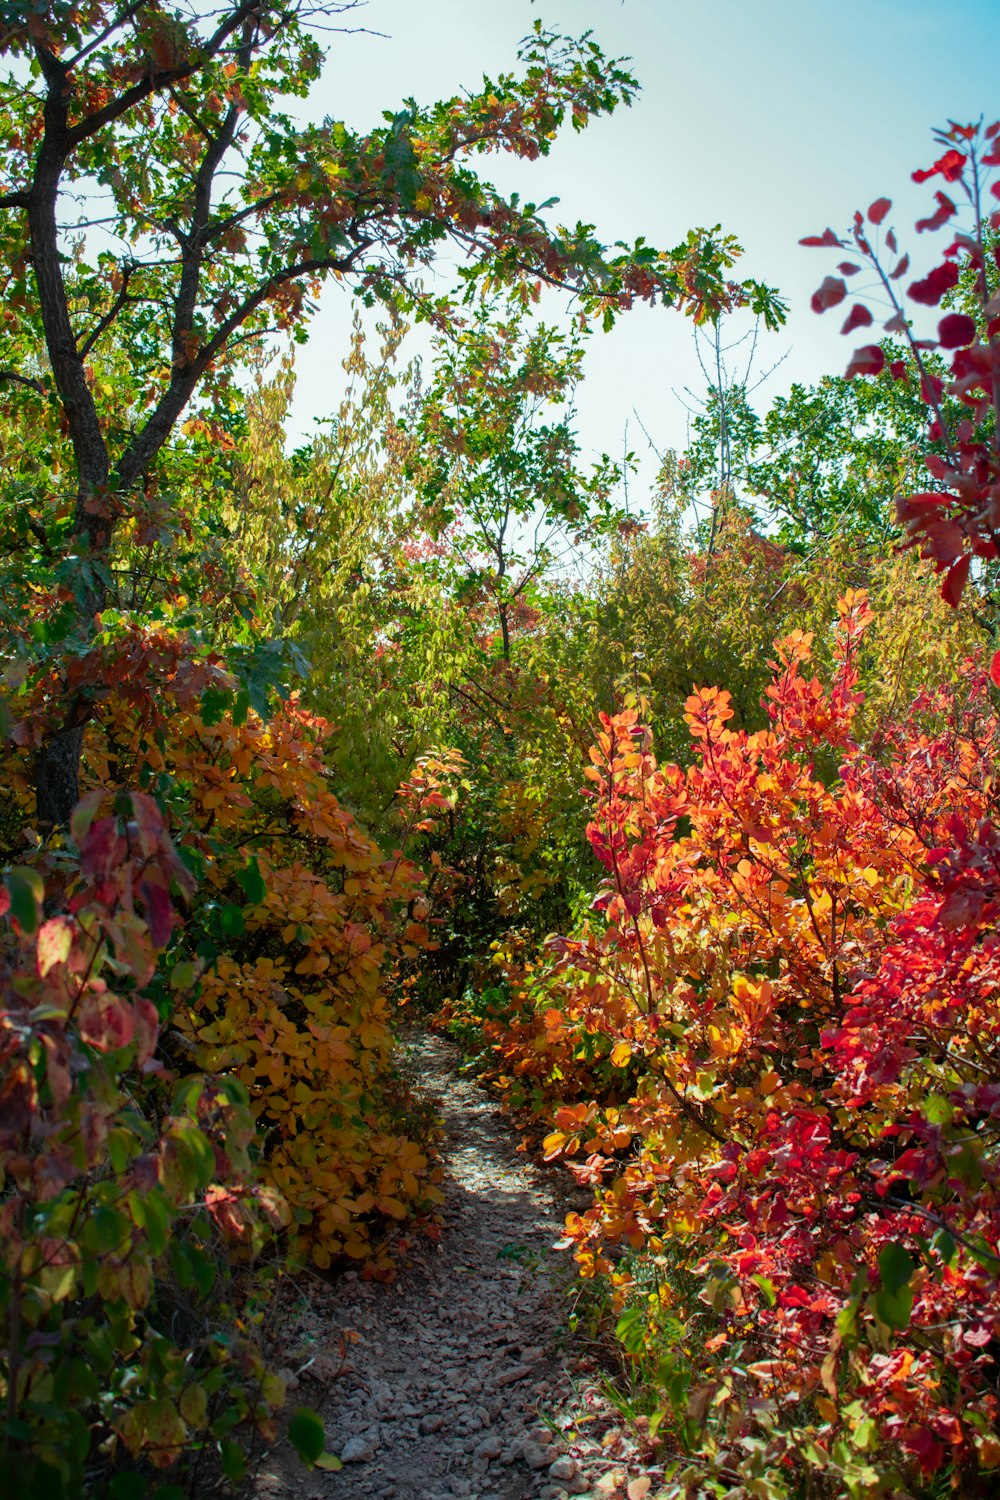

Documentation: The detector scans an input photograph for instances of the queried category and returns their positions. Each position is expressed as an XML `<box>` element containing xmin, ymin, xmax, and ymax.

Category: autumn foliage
<box><xmin>0</xmin><ymin>613</ymin><xmax>459</xmax><ymax>1487</ymax></box>
<box><xmin>0</xmin><ymin>789</ymin><xmax>290</xmax><ymax>1493</ymax></box>
<box><xmin>480</xmin><ymin>594</ymin><xmax>1000</xmax><ymax>1495</ymax></box>
<box><xmin>3</xmin><ymin>4</ymin><xmax>1000</xmax><ymax>1492</ymax></box>
<box><xmin>803</xmin><ymin>119</ymin><xmax>1000</xmax><ymax>615</ymax></box>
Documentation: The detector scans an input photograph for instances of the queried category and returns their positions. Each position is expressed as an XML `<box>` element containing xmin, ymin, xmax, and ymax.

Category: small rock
<box><xmin>340</xmin><ymin>1433</ymin><xmax>378</xmax><ymax>1464</ymax></box>
<box><xmin>475</xmin><ymin>1432</ymin><xmax>503</xmax><ymax>1460</ymax></box>
<box><xmin>549</xmin><ymin>1455</ymin><xmax>577</xmax><ymax>1481</ymax></box>
<box><xmin>521</xmin><ymin>1440</ymin><xmax>552</xmax><ymax>1470</ymax></box>
<box><xmin>419</xmin><ymin>1412</ymin><xmax>446</xmax><ymax>1435</ymax></box>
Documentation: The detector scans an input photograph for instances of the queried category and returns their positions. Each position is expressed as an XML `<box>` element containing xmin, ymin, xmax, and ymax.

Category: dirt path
<box><xmin>254</xmin><ymin>1032</ymin><xmax>650</xmax><ymax>1500</ymax></box>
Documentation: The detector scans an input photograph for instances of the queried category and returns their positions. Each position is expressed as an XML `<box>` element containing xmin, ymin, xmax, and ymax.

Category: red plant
<box><xmin>530</xmin><ymin>596</ymin><xmax>1000</xmax><ymax>1491</ymax></box>
<box><xmin>803</xmin><ymin>120</ymin><xmax>1000</xmax><ymax>617</ymax></box>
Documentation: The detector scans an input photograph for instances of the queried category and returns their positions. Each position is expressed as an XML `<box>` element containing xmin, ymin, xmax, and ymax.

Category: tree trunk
<box><xmin>35</xmin><ymin>725</ymin><xmax>87</xmax><ymax>832</ymax></box>
<box><xmin>498</xmin><ymin>601</ymin><xmax>511</xmax><ymax>662</ymax></box>
<box><xmin>27</xmin><ymin>74</ymin><xmax>114</xmax><ymax>829</ymax></box>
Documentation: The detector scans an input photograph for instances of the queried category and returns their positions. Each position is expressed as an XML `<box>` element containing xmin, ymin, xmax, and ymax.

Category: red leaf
<box><xmin>81</xmin><ymin>817</ymin><xmax>122</xmax><ymax>881</ymax></box>
<box><xmin>889</xmin><ymin>359</ymin><xmax>908</xmax><ymax>380</ymax></box>
<box><xmin>921</xmin><ymin>518</ymin><xmax>965</xmax><ymax>564</ymax></box>
<box><xmin>0</xmin><ymin>1063</ymin><xmax>35</xmax><ymax>1136</ymax></box>
<box><xmin>139</xmin><ymin>878</ymin><xmax>174</xmax><ymax>949</ymax></box>
<box><xmin>841</xmin><ymin>304</ymin><xmax>874</xmax><ymax>335</ymax></box>
<box><xmin>912</xmin><ymin>148</ymin><xmax>967</xmax><ymax>184</ymax></box>
<box><xmin>908</xmin><ymin>262</ymin><xmax>960</xmax><ymax>305</ymax></box>
<box><xmin>889</xmin><ymin>253</ymin><xmax>910</xmax><ymax>281</ymax></box>
<box><xmin>78</xmin><ymin>990</ymin><xmax>136</xmax><ymax>1052</ymax></box>
<box><xmin>937</xmin><ymin>312</ymin><xmax>977</xmax><ymax>349</ymax></box>
<box><xmin>916</xmin><ymin>191</ymin><xmax>956</xmax><ymax>233</ymax></box>
<box><xmin>868</xmin><ymin>197</ymin><xmax>891</xmax><ymax>225</ymax></box>
<box><xmin>811</xmin><ymin>276</ymin><xmax>848</xmax><ymax>314</ymax></box>
<box><xmin>886</xmin><ymin>228</ymin><xmax>898</xmax><ymax>254</ymax></box>
<box><xmin>837</xmin><ymin>261</ymin><xmax>862</xmax><ymax>276</ymax></box>
<box><xmin>989</xmin><ymin>649</ymin><xmax>1000</xmax><ymax>688</ymax></box>
<box><xmin>70</xmin><ymin>788</ymin><xmax>109</xmax><ymax>849</ymax></box>
<box><xmin>799</xmin><ymin>228</ymin><xmax>843</xmax><ymax>248</ymax></box>
<box><xmin>133</xmin><ymin>996</ymin><xmax>161</xmax><ymax>1068</ymax></box>
<box><xmin>128</xmin><ymin>792</ymin><xmax>166</xmax><ymax>859</ymax></box>
<box><xmin>940</xmin><ymin>553</ymin><xmax>971</xmax><ymax>606</ymax></box>
<box><xmin>845</xmin><ymin>345</ymin><xmax>885</xmax><ymax>379</ymax></box>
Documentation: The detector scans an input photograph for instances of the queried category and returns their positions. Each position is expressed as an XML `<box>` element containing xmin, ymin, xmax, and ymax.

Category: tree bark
<box><xmin>27</xmin><ymin>48</ymin><xmax>113</xmax><ymax>828</ymax></box>
<box><xmin>35</xmin><ymin>726</ymin><xmax>87</xmax><ymax>833</ymax></box>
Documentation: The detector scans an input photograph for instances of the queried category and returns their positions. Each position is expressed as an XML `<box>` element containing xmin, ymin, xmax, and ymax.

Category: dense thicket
<box><xmin>1</xmin><ymin>8</ymin><xmax>999</xmax><ymax>1499</ymax></box>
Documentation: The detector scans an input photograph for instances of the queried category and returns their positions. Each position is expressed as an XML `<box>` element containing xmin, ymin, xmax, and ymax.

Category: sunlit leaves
<box><xmin>488</xmin><ymin>596</ymin><xmax>1000</xmax><ymax>1494</ymax></box>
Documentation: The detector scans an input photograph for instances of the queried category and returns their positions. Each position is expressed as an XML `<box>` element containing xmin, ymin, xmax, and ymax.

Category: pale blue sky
<box><xmin>290</xmin><ymin>0</ymin><xmax>1000</xmax><ymax>485</ymax></box>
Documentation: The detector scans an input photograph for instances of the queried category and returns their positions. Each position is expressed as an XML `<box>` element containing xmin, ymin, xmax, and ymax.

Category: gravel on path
<box><xmin>253</xmin><ymin>1032</ymin><xmax>655</xmax><ymax>1500</ymax></box>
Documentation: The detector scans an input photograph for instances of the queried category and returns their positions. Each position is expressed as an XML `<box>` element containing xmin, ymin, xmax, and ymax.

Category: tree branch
<box><xmin>66</xmin><ymin>2</ymin><xmax>145</xmax><ymax>71</ymax></box>
<box><xmin>77</xmin><ymin>263</ymin><xmax>137</xmax><ymax>359</ymax></box>
<box><xmin>64</xmin><ymin>0</ymin><xmax>264</xmax><ymax>148</ymax></box>
<box><xmin>0</xmin><ymin>369</ymin><xmax>45</xmax><ymax>396</ymax></box>
<box><xmin>169</xmin><ymin>103</ymin><xmax>243</xmax><ymax>372</ymax></box>
<box><xmin>116</xmin><ymin>244</ymin><xmax>369</xmax><ymax>490</ymax></box>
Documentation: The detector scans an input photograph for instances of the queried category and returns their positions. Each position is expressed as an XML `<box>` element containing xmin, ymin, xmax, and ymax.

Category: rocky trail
<box><xmin>255</xmin><ymin>1032</ymin><xmax>655</xmax><ymax>1500</ymax></box>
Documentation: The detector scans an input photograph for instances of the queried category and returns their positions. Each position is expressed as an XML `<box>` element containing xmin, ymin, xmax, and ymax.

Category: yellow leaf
<box><xmin>976</xmin><ymin>1432</ymin><xmax>1000</xmax><ymax>1468</ymax></box>
<box><xmin>376</xmin><ymin>1195</ymin><xmax>408</xmax><ymax>1220</ymax></box>
<box><xmin>815</xmin><ymin>1395</ymin><xmax>838</xmax><ymax>1425</ymax></box>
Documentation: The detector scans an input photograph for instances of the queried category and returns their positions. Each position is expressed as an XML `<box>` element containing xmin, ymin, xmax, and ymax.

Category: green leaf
<box><xmin>879</xmin><ymin>1242</ymin><xmax>915</xmax><ymax>1296</ymax></box>
<box><xmin>232</xmin><ymin>689</ymin><xmax>251</xmax><ymax>727</ymax></box>
<box><xmin>930</xmin><ymin>1227</ymin><xmax>957</xmax><ymax>1267</ymax></box>
<box><xmin>219</xmin><ymin>903</ymin><xmax>245</xmax><ymax>937</ymax></box>
<box><xmin>199</xmin><ymin>685</ymin><xmax>232</xmax><ymax>726</ymax></box>
<box><xmin>615</xmin><ymin>1305</ymin><xmax>647</xmax><ymax>1356</ymax></box>
<box><xmin>234</xmin><ymin>857</ymin><xmax>266</xmax><ymax>906</ymax></box>
<box><xmin>5</xmin><ymin>866</ymin><xmax>44</xmax><ymax>934</ymax></box>
<box><xmin>170</xmin><ymin>961</ymin><xmax>199</xmax><ymax>992</ymax></box>
<box><xmin>288</xmin><ymin>1407</ymin><xmax>326</xmax><ymax>1465</ymax></box>
<box><xmin>220</xmin><ymin>1439</ymin><xmax>246</xmax><ymax>1483</ymax></box>
<box><xmin>752</xmin><ymin>1274</ymin><xmax>777</xmax><ymax>1307</ymax></box>
<box><xmin>875</xmin><ymin>1242</ymin><xmax>915</xmax><ymax>1330</ymax></box>
<box><xmin>921</xmin><ymin>1093</ymin><xmax>953</xmax><ymax>1125</ymax></box>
